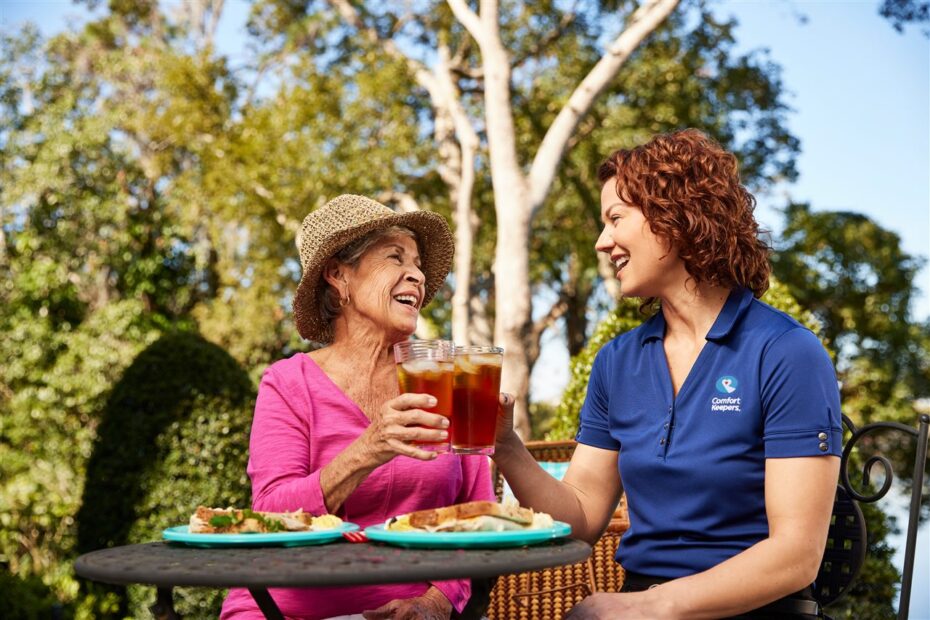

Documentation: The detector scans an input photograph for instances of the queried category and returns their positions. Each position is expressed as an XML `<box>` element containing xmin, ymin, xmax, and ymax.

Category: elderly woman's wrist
<box><xmin>425</xmin><ymin>585</ymin><xmax>453</xmax><ymax>612</ymax></box>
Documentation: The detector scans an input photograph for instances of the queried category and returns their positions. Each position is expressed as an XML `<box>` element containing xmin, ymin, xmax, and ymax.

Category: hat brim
<box><xmin>293</xmin><ymin>210</ymin><xmax>453</xmax><ymax>343</ymax></box>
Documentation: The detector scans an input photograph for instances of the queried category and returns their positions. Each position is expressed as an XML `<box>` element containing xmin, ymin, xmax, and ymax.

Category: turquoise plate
<box><xmin>162</xmin><ymin>523</ymin><xmax>359</xmax><ymax>548</ymax></box>
<box><xmin>364</xmin><ymin>521</ymin><xmax>571</xmax><ymax>549</ymax></box>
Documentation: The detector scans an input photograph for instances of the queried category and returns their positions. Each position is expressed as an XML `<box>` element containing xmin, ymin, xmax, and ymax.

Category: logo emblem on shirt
<box><xmin>711</xmin><ymin>376</ymin><xmax>741</xmax><ymax>413</ymax></box>
<box><xmin>715</xmin><ymin>376</ymin><xmax>738</xmax><ymax>394</ymax></box>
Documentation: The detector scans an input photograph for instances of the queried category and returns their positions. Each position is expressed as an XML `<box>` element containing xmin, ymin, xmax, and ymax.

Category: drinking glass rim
<box><xmin>393</xmin><ymin>338</ymin><xmax>455</xmax><ymax>362</ymax></box>
<box><xmin>454</xmin><ymin>345</ymin><xmax>503</xmax><ymax>355</ymax></box>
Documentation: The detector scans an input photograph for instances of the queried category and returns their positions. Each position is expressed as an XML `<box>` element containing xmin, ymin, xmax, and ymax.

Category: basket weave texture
<box><xmin>487</xmin><ymin>440</ymin><xmax>629</xmax><ymax>620</ymax></box>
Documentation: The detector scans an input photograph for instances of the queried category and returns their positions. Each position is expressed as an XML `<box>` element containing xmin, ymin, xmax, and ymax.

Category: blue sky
<box><xmin>720</xmin><ymin>1</ymin><xmax>929</xmax><ymax>322</ymax></box>
<box><xmin>1</xmin><ymin>1</ymin><xmax>927</xmax><ymax>616</ymax></box>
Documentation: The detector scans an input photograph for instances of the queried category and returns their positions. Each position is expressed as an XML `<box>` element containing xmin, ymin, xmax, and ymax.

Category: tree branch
<box><xmin>528</xmin><ymin>0</ymin><xmax>680</xmax><ymax>212</ymax></box>
<box><xmin>446</xmin><ymin>0</ymin><xmax>486</xmax><ymax>46</ymax></box>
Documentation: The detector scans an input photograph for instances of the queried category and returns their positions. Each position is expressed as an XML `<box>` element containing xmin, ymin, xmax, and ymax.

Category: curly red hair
<box><xmin>597</xmin><ymin>128</ymin><xmax>771</xmax><ymax>299</ymax></box>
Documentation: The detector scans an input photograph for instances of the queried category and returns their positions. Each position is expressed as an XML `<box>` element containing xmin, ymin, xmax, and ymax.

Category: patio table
<box><xmin>74</xmin><ymin>537</ymin><xmax>592</xmax><ymax>619</ymax></box>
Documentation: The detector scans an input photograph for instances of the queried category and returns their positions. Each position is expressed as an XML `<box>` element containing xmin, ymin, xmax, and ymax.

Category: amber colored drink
<box><xmin>452</xmin><ymin>347</ymin><xmax>503</xmax><ymax>455</ymax></box>
<box><xmin>394</xmin><ymin>340</ymin><xmax>455</xmax><ymax>453</ymax></box>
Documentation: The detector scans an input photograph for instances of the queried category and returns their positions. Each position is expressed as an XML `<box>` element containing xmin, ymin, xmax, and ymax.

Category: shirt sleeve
<box><xmin>247</xmin><ymin>366</ymin><xmax>329</xmax><ymax>514</ymax></box>
<box><xmin>761</xmin><ymin>328</ymin><xmax>843</xmax><ymax>458</ymax></box>
<box><xmin>575</xmin><ymin>345</ymin><xmax>621</xmax><ymax>450</ymax></box>
<box><xmin>430</xmin><ymin>455</ymin><xmax>495</xmax><ymax>612</ymax></box>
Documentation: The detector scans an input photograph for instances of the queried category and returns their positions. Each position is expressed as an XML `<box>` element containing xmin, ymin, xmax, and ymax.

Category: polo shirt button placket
<box><xmin>657</xmin><ymin>405</ymin><xmax>673</xmax><ymax>456</ymax></box>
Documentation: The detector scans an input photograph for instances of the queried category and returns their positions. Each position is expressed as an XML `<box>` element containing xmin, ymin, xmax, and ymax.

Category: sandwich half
<box><xmin>386</xmin><ymin>500</ymin><xmax>553</xmax><ymax>533</ymax></box>
<box><xmin>189</xmin><ymin>506</ymin><xmax>343</xmax><ymax>533</ymax></box>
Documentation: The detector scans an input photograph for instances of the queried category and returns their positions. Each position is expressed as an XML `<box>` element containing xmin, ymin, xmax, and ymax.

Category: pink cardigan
<box><xmin>221</xmin><ymin>354</ymin><xmax>493</xmax><ymax>619</ymax></box>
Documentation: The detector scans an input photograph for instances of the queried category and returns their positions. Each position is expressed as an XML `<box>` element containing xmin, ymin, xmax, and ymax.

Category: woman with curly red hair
<box><xmin>493</xmin><ymin>129</ymin><xmax>842</xmax><ymax>618</ymax></box>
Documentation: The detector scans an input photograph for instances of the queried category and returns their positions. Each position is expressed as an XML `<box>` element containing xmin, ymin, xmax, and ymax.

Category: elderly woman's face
<box><xmin>344</xmin><ymin>233</ymin><xmax>425</xmax><ymax>338</ymax></box>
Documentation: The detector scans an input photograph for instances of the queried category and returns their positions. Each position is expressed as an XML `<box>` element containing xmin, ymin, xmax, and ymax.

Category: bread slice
<box><xmin>406</xmin><ymin>500</ymin><xmax>534</xmax><ymax>529</ymax></box>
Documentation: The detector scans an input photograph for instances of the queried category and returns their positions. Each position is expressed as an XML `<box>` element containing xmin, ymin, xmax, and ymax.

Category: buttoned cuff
<box><xmin>764</xmin><ymin>427</ymin><xmax>842</xmax><ymax>458</ymax></box>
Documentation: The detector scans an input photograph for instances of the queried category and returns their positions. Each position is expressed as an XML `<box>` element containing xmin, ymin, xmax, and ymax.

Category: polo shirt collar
<box><xmin>638</xmin><ymin>287</ymin><xmax>754</xmax><ymax>346</ymax></box>
<box><xmin>707</xmin><ymin>287</ymin><xmax>754</xmax><ymax>341</ymax></box>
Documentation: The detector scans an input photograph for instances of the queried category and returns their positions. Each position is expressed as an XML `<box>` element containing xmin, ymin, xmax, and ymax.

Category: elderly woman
<box><xmin>221</xmin><ymin>195</ymin><xmax>493</xmax><ymax>620</ymax></box>
<box><xmin>493</xmin><ymin>130</ymin><xmax>842</xmax><ymax>619</ymax></box>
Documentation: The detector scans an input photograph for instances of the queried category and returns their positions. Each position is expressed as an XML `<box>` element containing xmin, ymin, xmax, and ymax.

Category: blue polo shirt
<box><xmin>577</xmin><ymin>287</ymin><xmax>842</xmax><ymax>578</ymax></box>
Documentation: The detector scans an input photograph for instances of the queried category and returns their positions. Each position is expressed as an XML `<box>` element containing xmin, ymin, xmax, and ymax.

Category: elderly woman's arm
<box><xmin>319</xmin><ymin>391</ymin><xmax>449</xmax><ymax>512</ymax></box>
<box><xmin>566</xmin><ymin>455</ymin><xmax>840</xmax><ymax>620</ymax></box>
<box><xmin>248</xmin><ymin>366</ymin><xmax>447</xmax><ymax>514</ymax></box>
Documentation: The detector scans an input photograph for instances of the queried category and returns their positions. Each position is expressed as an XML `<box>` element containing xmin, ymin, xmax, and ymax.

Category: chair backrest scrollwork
<box><xmin>817</xmin><ymin>414</ymin><xmax>930</xmax><ymax>620</ymax></box>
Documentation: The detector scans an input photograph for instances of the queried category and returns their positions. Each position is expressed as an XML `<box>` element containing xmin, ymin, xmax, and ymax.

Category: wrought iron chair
<box><xmin>815</xmin><ymin>413</ymin><xmax>929</xmax><ymax>620</ymax></box>
<box><xmin>485</xmin><ymin>440</ymin><xmax>629</xmax><ymax>620</ymax></box>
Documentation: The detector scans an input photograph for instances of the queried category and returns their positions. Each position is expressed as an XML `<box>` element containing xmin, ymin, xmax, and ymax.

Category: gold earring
<box><xmin>339</xmin><ymin>293</ymin><xmax>350</xmax><ymax>308</ymax></box>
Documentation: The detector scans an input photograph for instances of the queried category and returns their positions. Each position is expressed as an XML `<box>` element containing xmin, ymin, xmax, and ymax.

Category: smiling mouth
<box><xmin>393</xmin><ymin>294</ymin><xmax>419</xmax><ymax>308</ymax></box>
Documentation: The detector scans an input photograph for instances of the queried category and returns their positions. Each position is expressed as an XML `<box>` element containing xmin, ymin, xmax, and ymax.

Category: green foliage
<box><xmin>77</xmin><ymin>332</ymin><xmax>254</xmax><ymax>617</ymax></box>
<box><xmin>0</xmin><ymin>569</ymin><xmax>71</xmax><ymax>619</ymax></box>
<box><xmin>0</xmin><ymin>300</ymin><xmax>169</xmax><ymax>596</ymax></box>
<box><xmin>879</xmin><ymin>0</ymin><xmax>930</xmax><ymax>34</ymax></box>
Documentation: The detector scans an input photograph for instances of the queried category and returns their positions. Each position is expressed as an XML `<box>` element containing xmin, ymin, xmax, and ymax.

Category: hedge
<box><xmin>76</xmin><ymin>331</ymin><xmax>255</xmax><ymax>618</ymax></box>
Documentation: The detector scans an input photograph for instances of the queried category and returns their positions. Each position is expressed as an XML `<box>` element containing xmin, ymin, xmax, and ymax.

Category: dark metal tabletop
<box><xmin>74</xmin><ymin>539</ymin><xmax>592</xmax><ymax>589</ymax></box>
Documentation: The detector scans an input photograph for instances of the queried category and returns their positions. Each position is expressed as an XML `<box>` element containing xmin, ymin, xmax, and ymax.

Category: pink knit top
<box><xmin>220</xmin><ymin>353</ymin><xmax>493</xmax><ymax>619</ymax></box>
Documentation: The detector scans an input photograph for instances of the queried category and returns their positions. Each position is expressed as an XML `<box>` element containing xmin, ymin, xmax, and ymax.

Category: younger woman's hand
<box><xmin>362</xmin><ymin>393</ymin><xmax>449</xmax><ymax>464</ymax></box>
<box><xmin>494</xmin><ymin>392</ymin><xmax>520</xmax><ymax>452</ymax></box>
<box><xmin>565</xmin><ymin>592</ymin><xmax>671</xmax><ymax>620</ymax></box>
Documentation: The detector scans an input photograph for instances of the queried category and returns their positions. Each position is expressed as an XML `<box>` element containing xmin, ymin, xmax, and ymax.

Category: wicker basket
<box><xmin>487</xmin><ymin>441</ymin><xmax>629</xmax><ymax>620</ymax></box>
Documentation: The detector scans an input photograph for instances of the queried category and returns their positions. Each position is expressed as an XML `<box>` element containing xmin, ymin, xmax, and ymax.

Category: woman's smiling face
<box><xmin>344</xmin><ymin>233</ymin><xmax>426</xmax><ymax>339</ymax></box>
<box><xmin>595</xmin><ymin>179</ymin><xmax>681</xmax><ymax>298</ymax></box>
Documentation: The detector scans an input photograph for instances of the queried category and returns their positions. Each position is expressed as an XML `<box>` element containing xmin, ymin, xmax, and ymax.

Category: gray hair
<box><xmin>319</xmin><ymin>225</ymin><xmax>419</xmax><ymax>325</ymax></box>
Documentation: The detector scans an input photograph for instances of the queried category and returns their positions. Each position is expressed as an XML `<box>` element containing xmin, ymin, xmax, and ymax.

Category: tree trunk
<box><xmin>478</xmin><ymin>17</ymin><xmax>535</xmax><ymax>439</ymax></box>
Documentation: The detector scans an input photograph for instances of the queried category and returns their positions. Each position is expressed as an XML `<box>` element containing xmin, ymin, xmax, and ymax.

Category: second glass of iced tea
<box><xmin>393</xmin><ymin>339</ymin><xmax>455</xmax><ymax>453</ymax></box>
<box><xmin>452</xmin><ymin>345</ymin><xmax>504</xmax><ymax>455</ymax></box>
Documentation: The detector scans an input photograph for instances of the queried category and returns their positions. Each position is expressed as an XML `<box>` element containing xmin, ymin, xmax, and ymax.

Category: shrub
<box><xmin>0</xmin><ymin>568</ymin><xmax>70</xmax><ymax>619</ymax></box>
<box><xmin>76</xmin><ymin>331</ymin><xmax>255</xmax><ymax>617</ymax></box>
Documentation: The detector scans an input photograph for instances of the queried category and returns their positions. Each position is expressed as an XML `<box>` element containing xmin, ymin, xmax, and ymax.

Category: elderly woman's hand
<box><xmin>362</xmin><ymin>586</ymin><xmax>453</xmax><ymax>620</ymax></box>
<box><xmin>361</xmin><ymin>393</ymin><xmax>450</xmax><ymax>464</ymax></box>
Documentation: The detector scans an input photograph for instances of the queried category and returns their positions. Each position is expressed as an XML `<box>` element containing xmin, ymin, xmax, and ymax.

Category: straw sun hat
<box><xmin>293</xmin><ymin>194</ymin><xmax>454</xmax><ymax>343</ymax></box>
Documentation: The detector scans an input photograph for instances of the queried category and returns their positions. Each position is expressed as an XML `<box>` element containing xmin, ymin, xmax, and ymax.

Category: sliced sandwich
<box><xmin>386</xmin><ymin>500</ymin><xmax>554</xmax><ymax>533</ymax></box>
<box><xmin>189</xmin><ymin>506</ymin><xmax>343</xmax><ymax>534</ymax></box>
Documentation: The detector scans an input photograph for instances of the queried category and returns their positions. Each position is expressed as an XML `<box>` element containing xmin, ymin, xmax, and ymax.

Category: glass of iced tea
<box><xmin>452</xmin><ymin>345</ymin><xmax>504</xmax><ymax>455</ymax></box>
<box><xmin>393</xmin><ymin>339</ymin><xmax>455</xmax><ymax>453</ymax></box>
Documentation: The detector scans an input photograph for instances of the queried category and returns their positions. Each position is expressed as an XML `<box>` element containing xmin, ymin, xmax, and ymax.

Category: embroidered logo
<box><xmin>712</xmin><ymin>375</ymin><xmax>741</xmax><ymax>412</ymax></box>
<box><xmin>715</xmin><ymin>376</ymin><xmax>738</xmax><ymax>394</ymax></box>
